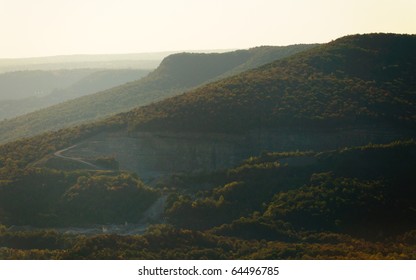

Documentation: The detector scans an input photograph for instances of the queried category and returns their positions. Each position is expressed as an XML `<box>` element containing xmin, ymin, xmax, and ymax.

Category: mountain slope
<box><xmin>0</xmin><ymin>69</ymin><xmax>97</xmax><ymax>100</ymax></box>
<box><xmin>1</xmin><ymin>34</ymin><xmax>415</xmax><ymax>176</ymax></box>
<box><xmin>1</xmin><ymin>34</ymin><xmax>416</xmax><ymax>260</ymax></box>
<box><xmin>166</xmin><ymin>140</ymin><xmax>416</xmax><ymax>238</ymax></box>
<box><xmin>0</xmin><ymin>44</ymin><xmax>317</xmax><ymax>143</ymax></box>
<box><xmin>0</xmin><ymin>69</ymin><xmax>150</xmax><ymax>120</ymax></box>
<box><xmin>126</xmin><ymin>33</ymin><xmax>416</xmax><ymax>133</ymax></box>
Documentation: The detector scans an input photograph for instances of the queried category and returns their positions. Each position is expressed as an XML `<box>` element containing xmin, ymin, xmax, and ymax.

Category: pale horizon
<box><xmin>1</xmin><ymin>0</ymin><xmax>415</xmax><ymax>59</ymax></box>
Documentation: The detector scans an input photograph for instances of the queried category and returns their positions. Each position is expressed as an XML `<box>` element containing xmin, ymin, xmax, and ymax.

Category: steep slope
<box><xmin>1</xmin><ymin>34</ymin><xmax>416</xmax><ymax>260</ymax></box>
<box><xmin>1</xmin><ymin>33</ymin><xmax>414</xmax><ymax>182</ymax></box>
<box><xmin>45</xmin><ymin>33</ymin><xmax>415</xmax><ymax>180</ymax></box>
<box><xmin>214</xmin><ymin>44</ymin><xmax>319</xmax><ymax>79</ymax></box>
<box><xmin>0</xmin><ymin>69</ymin><xmax>150</xmax><ymax>120</ymax></box>
<box><xmin>0</xmin><ymin>44</ymin><xmax>317</xmax><ymax>143</ymax></box>
<box><xmin>166</xmin><ymin>140</ymin><xmax>416</xmax><ymax>238</ymax></box>
<box><xmin>128</xmin><ymin>33</ymin><xmax>416</xmax><ymax>134</ymax></box>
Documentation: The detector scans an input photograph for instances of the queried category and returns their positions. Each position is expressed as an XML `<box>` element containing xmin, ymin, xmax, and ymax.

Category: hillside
<box><xmin>0</xmin><ymin>33</ymin><xmax>415</xmax><ymax>260</ymax></box>
<box><xmin>0</xmin><ymin>44</ymin><xmax>316</xmax><ymax>143</ymax></box>
<box><xmin>127</xmin><ymin>33</ymin><xmax>416</xmax><ymax>133</ymax></box>
<box><xmin>1</xmin><ymin>141</ymin><xmax>416</xmax><ymax>259</ymax></box>
<box><xmin>165</xmin><ymin>140</ymin><xmax>416</xmax><ymax>237</ymax></box>
<box><xmin>0</xmin><ymin>69</ymin><xmax>151</xmax><ymax>120</ymax></box>
<box><xmin>0</xmin><ymin>69</ymin><xmax>97</xmax><ymax>101</ymax></box>
<box><xmin>1</xmin><ymin>34</ymin><xmax>415</xmax><ymax>178</ymax></box>
<box><xmin>33</xmin><ymin>33</ymin><xmax>413</xmax><ymax>181</ymax></box>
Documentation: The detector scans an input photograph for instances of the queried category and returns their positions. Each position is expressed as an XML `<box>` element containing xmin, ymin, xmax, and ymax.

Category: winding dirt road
<box><xmin>54</xmin><ymin>145</ymin><xmax>99</xmax><ymax>169</ymax></box>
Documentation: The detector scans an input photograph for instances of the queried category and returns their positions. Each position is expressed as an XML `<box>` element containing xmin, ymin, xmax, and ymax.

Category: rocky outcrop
<box><xmin>58</xmin><ymin>126</ymin><xmax>416</xmax><ymax>181</ymax></box>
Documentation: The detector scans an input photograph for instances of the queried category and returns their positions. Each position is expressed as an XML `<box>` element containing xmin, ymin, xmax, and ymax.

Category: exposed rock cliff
<box><xmin>50</xmin><ymin>126</ymin><xmax>416</xmax><ymax>181</ymax></box>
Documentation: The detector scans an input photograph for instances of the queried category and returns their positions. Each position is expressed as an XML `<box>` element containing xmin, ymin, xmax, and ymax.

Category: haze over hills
<box><xmin>39</xmin><ymin>33</ymin><xmax>412</xmax><ymax>181</ymax></box>
<box><xmin>0</xmin><ymin>69</ymin><xmax>99</xmax><ymax>101</ymax></box>
<box><xmin>0</xmin><ymin>52</ymin><xmax>173</xmax><ymax>73</ymax></box>
<box><xmin>0</xmin><ymin>33</ymin><xmax>413</xmax><ymax>180</ymax></box>
<box><xmin>1</xmin><ymin>34</ymin><xmax>415</xmax><ymax>177</ymax></box>
<box><xmin>0</xmin><ymin>69</ymin><xmax>151</xmax><ymax>120</ymax></box>
<box><xmin>0</xmin><ymin>44</ymin><xmax>317</xmax><ymax>143</ymax></box>
<box><xmin>0</xmin><ymin>33</ymin><xmax>416</xmax><ymax>260</ymax></box>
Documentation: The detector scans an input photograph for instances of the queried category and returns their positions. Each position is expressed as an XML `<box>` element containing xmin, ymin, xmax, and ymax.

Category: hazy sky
<box><xmin>1</xmin><ymin>0</ymin><xmax>415</xmax><ymax>58</ymax></box>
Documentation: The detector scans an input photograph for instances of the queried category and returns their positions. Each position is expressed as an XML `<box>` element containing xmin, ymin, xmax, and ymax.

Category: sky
<box><xmin>0</xmin><ymin>0</ymin><xmax>415</xmax><ymax>58</ymax></box>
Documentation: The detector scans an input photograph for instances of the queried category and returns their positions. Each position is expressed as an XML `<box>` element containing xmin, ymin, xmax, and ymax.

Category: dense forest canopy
<box><xmin>1</xmin><ymin>140</ymin><xmax>416</xmax><ymax>259</ymax></box>
<box><xmin>0</xmin><ymin>33</ymin><xmax>415</xmax><ymax>260</ymax></box>
<box><xmin>127</xmin><ymin>34</ymin><xmax>416</xmax><ymax>133</ymax></box>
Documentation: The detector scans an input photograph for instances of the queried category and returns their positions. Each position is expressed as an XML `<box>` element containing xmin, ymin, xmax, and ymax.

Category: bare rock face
<box><xmin>55</xmin><ymin>125</ymin><xmax>415</xmax><ymax>181</ymax></box>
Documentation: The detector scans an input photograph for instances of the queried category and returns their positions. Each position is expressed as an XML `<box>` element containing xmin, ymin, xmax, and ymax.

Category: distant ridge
<box><xmin>1</xmin><ymin>33</ymin><xmax>414</xmax><ymax>175</ymax></box>
<box><xmin>1</xmin><ymin>34</ymin><xmax>416</xmax><ymax>260</ymax></box>
<box><xmin>125</xmin><ymin>33</ymin><xmax>416</xmax><ymax>133</ymax></box>
<box><xmin>0</xmin><ymin>51</ymin><xmax>172</xmax><ymax>73</ymax></box>
<box><xmin>0</xmin><ymin>69</ymin><xmax>151</xmax><ymax>120</ymax></box>
<box><xmin>0</xmin><ymin>44</ymin><xmax>317</xmax><ymax>143</ymax></box>
<box><xmin>0</xmin><ymin>50</ymin><xmax>234</xmax><ymax>73</ymax></box>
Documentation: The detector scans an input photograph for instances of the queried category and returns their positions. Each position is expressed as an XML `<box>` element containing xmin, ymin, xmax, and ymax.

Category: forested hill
<box><xmin>127</xmin><ymin>33</ymin><xmax>416</xmax><ymax>133</ymax></box>
<box><xmin>0</xmin><ymin>44</ymin><xmax>316</xmax><ymax>144</ymax></box>
<box><xmin>148</xmin><ymin>44</ymin><xmax>318</xmax><ymax>88</ymax></box>
<box><xmin>0</xmin><ymin>33</ymin><xmax>415</xmax><ymax>176</ymax></box>
<box><xmin>1</xmin><ymin>34</ymin><xmax>416</xmax><ymax>260</ymax></box>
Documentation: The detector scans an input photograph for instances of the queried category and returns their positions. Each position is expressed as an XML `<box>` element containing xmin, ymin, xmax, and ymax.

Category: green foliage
<box><xmin>62</xmin><ymin>173</ymin><xmax>159</xmax><ymax>225</ymax></box>
<box><xmin>0</xmin><ymin>119</ymin><xmax>118</xmax><ymax>178</ymax></box>
<box><xmin>0</xmin><ymin>34</ymin><xmax>415</xmax><ymax>260</ymax></box>
<box><xmin>165</xmin><ymin>154</ymin><xmax>316</xmax><ymax>230</ymax></box>
<box><xmin>0</xmin><ymin>230</ymin><xmax>73</xmax><ymax>250</ymax></box>
<box><xmin>1</xmin><ymin>226</ymin><xmax>416</xmax><ymax>260</ymax></box>
<box><xmin>264</xmin><ymin>176</ymin><xmax>393</xmax><ymax>234</ymax></box>
<box><xmin>0</xmin><ymin>168</ymin><xmax>79</xmax><ymax>225</ymax></box>
<box><xmin>0</xmin><ymin>169</ymin><xmax>159</xmax><ymax>226</ymax></box>
<box><xmin>211</xmin><ymin>215</ymin><xmax>297</xmax><ymax>242</ymax></box>
<box><xmin>128</xmin><ymin>34</ymin><xmax>416</xmax><ymax>133</ymax></box>
<box><xmin>166</xmin><ymin>140</ymin><xmax>416</xmax><ymax>238</ymax></box>
<box><xmin>0</xmin><ymin>45</ymin><xmax>316</xmax><ymax>144</ymax></box>
<box><xmin>92</xmin><ymin>156</ymin><xmax>119</xmax><ymax>170</ymax></box>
